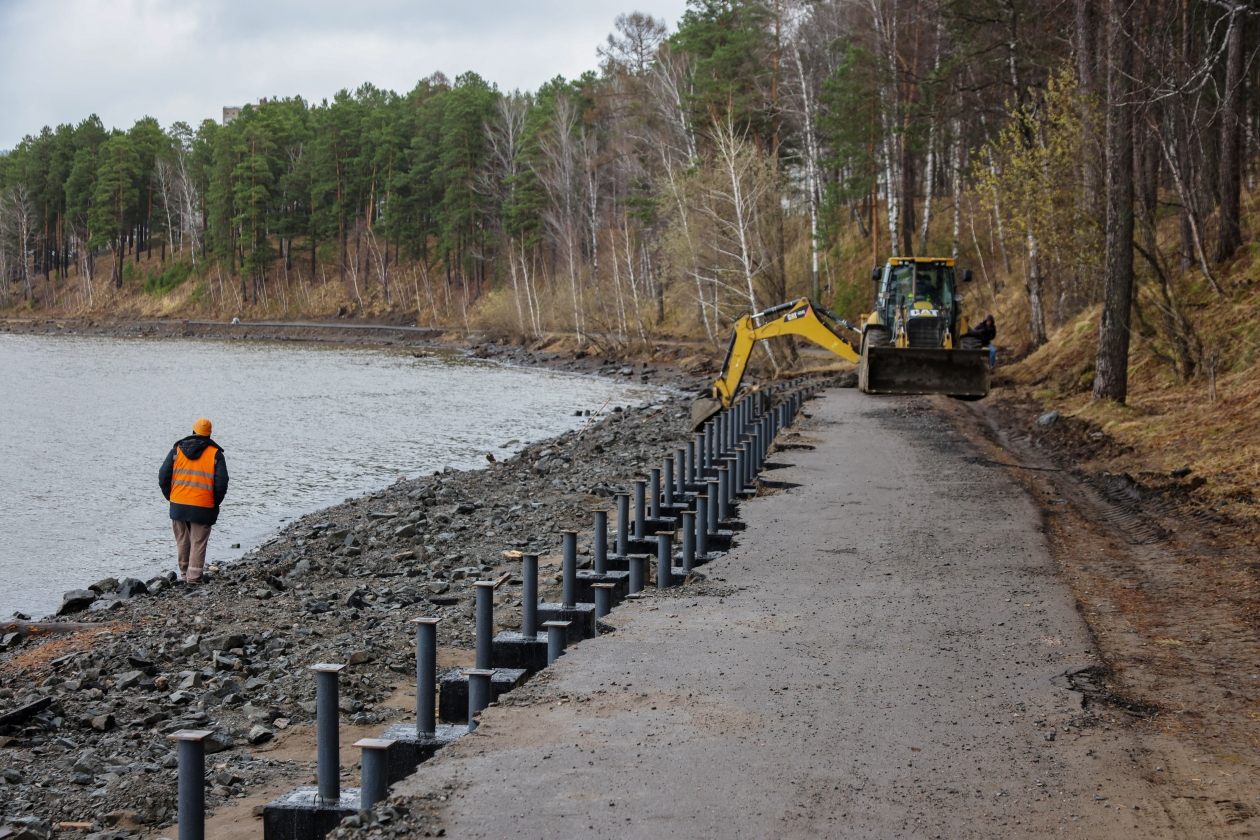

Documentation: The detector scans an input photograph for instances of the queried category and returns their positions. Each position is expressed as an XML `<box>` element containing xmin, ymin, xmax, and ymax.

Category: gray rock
<box><xmin>115</xmin><ymin>671</ymin><xmax>143</xmax><ymax>690</ymax></box>
<box><xmin>205</xmin><ymin>633</ymin><xmax>246</xmax><ymax>652</ymax></box>
<box><xmin>91</xmin><ymin>713</ymin><xmax>115</xmax><ymax>731</ymax></box>
<box><xmin>116</xmin><ymin>577</ymin><xmax>148</xmax><ymax>598</ymax></box>
<box><xmin>427</xmin><ymin>581</ymin><xmax>450</xmax><ymax>595</ymax></box>
<box><xmin>1037</xmin><ymin>410</ymin><xmax>1060</xmax><ymax>427</ymax></box>
<box><xmin>203</xmin><ymin>730</ymin><xmax>234</xmax><ymax>754</ymax></box>
<box><xmin>393</xmin><ymin>524</ymin><xmax>417</xmax><ymax>539</ymax></box>
<box><xmin>347</xmin><ymin>650</ymin><xmax>372</xmax><ymax>665</ymax></box>
<box><xmin>89</xmin><ymin>578</ymin><xmax>119</xmax><ymax>594</ymax></box>
<box><xmin>247</xmin><ymin>724</ymin><xmax>273</xmax><ymax>745</ymax></box>
<box><xmin>58</xmin><ymin>589</ymin><xmax>97</xmax><ymax>615</ymax></box>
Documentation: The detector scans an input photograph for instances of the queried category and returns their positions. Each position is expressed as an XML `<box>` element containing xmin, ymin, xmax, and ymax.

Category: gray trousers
<box><xmin>172</xmin><ymin>520</ymin><xmax>211</xmax><ymax>582</ymax></box>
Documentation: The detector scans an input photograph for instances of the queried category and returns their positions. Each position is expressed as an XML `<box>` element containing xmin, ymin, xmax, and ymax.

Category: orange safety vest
<box><xmin>170</xmin><ymin>445</ymin><xmax>219</xmax><ymax>508</ymax></box>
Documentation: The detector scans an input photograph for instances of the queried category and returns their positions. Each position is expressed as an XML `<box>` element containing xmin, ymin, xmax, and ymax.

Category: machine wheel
<box><xmin>866</xmin><ymin>327</ymin><xmax>891</xmax><ymax>348</ymax></box>
<box><xmin>859</xmin><ymin>328</ymin><xmax>890</xmax><ymax>393</ymax></box>
<box><xmin>959</xmin><ymin>335</ymin><xmax>982</xmax><ymax>350</ymax></box>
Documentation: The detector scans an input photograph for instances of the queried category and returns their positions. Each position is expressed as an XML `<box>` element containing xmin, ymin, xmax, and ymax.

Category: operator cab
<box><xmin>875</xmin><ymin>258</ymin><xmax>967</xmax><ymax>348</ymax></box>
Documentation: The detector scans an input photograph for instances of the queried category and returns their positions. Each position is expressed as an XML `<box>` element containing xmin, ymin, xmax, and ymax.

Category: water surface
<box><xmin>0</xmin><ymin>335</ymin><xmax>659</xmax><ymax>618</ymax></box>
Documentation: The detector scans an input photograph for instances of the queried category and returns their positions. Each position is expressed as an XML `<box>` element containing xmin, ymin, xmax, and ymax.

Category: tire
<box><xmin>865</xmin><ymin>327</ymin><xmax>891</xmax><ymax>348</ymax></box>
<box><xmin>959</xmin><ymin>336</ymin><xmax>982</xmax><ymax>350</ymax></box>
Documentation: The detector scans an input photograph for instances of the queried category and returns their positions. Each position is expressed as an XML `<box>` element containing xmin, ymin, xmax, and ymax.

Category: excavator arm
<box><xmin>703</xmin><ymin>299</ymin><xmax>860</xmax><ymax>418</ymax></box>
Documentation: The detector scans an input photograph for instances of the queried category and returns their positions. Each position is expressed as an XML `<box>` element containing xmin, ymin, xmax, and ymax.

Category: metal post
<box><xmin>522</xmin><ymin>554</ymin><xmax>538</xmax><ymax>638</ymax></box>
<box><xmin>562</xmin><ymin>530</ymin><xmax>577</xmax><ymax>609</ymax></box>
<box><xmin>734</xmin><ymin>447</ymin><xmax>746</xmax><ymax>495</ymax></box>
<box><xmin>686</xmin><ymin>441</ymin><xmax>696</xmax><ymax>485</ymax></box>
<box><xmin>593</xmin><ymin>510</ymin><xmax>608</xmax><ymax>574</ymax></box>
<box><xmin>656</xmin><ymin>533</ymin><xmax>673</xmax><ymax>589</ymax></box>
<box><xmin>615</xmin><ymin>494</ymin><xmax>629</xmax><ymax>556</ymax></box>
<box><xmin>649</xmin><ymin>469</ymin><xmax>661</xmax><ymax>519</ymax></box>
<box><xmin>681</xmin><ymin>511</ymin><xmax>695</xmax><ymax>572</ymax></box>
<box><xmin>464</xmin><ymin>669</ymin><xmax>493</xmax><ymax>733</ymax></box>
<box><xmin>355</xmin><ymin>738</ymin><xmax>394</xmax><ymax>810</ymax></box>
<box><xmin>411</xmin><ymin>618</ymin><xmax>438</xmax><ymax>737</ymax></box>
<box><xmin>592</xmin><ymin>583</ymin><xmax>615</xmax><ymax>623</ymax></box>
<box><xmin>634</xmin><ymin>480</ymin><xmax>647</xmax><ymax>539</ymax></box>
<box><xmin>663</xmin><ymin>458</ymin><xmax>674</xmax><ymax>508</ymax></box>
<box><xmin>474</xmin><ymin>581</ymin><xmax>494</xmax><ymax>671</ymax></box>
<box><xmin>311</xmin><ymin>663</ymin><xmax>346</xmax><ymax>803</ymax></box>
<box><xmin>695</xmin><ymin>495</ymin><xmax>709</xmax><ymax>556</ymax></box>
<box><xmin>544</xmin><ymin>621</ymin><xmax>571</xmax><ymax>665</ymax></box>
<box><xmin>707</xmin><ymin>480</ymin><xmax>720</xmax><ymax>533</ymax></box>
<box><xmin>628</xmin><ymin>555</ymin><xmax>644</xmax><ymax>595</ymax></box>
<box><xmin>718</xmin><ymin>467</ymin><xmax>730</xmax><ymax>521</ymax></box>
<box><xmin>675</xmin><ymin>449</ymin><xmax>686</xmax><ymax>497</ymax></box>
<box><xmin>169</xmin><ymin>729</ymin><xmax>211</xmax><ymax>840</ymax></box>
<box><xmin>703</xmin><ymin>423</ymin><xmax>713</xmax><ymax>471</ymax></box>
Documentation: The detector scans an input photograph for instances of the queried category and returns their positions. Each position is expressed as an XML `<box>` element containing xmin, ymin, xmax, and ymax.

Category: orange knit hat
<box><xmin>192</xmin><ymin>418</ymin><xmax>212</xmax><ymax>436</ymax></box>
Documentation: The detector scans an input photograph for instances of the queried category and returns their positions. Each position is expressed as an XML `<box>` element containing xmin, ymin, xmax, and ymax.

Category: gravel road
<box><xmin>386</xmin><ymin>388</ymin><xmax>1179</xmax><ymax>838</ymax></box>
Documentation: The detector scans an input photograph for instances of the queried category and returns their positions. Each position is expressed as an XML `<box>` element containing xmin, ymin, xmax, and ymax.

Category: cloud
<box><xmin>0</xmin><ymin>0</ymin><xmax>687</xmax><ymax>148</ymax></box>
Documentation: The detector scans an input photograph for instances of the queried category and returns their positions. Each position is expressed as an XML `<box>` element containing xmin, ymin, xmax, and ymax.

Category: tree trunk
<box><xmin>1093</xmin><ymin>0</ymin><xmax>1135</xmax><ymax>403</ymax></box>
<box><xmin>1214</xmin><ymin>7</ymin><xmax>1244</xmax><ymax>263</ymax></box>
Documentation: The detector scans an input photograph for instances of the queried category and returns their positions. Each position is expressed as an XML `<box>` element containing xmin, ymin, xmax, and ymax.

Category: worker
<box><xmin>158</xmin><ymin>418</ymin><xmax>229</xmax><ymax>585</ymax></box>
<box><xmin>966</xmin><ymin>314</ymin><xmax>998</xmax><ymax>369</ymax></box>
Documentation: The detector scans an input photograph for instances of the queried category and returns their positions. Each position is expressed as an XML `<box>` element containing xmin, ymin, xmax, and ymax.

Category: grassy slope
<box><xmin>992</xmin><ymin>193</ymin><xmax>1260</xmax><ymax>526</ymax></box>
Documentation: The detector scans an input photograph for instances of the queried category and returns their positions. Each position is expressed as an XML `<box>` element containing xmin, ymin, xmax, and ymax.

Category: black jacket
<box><xmin>159</xmin><ymin>435</ymin><xmax>229</xmax><ymax>525</ymax></box>
<box><xmin>967</xmin><ymin>320</ymin><xmax>997</xmax><ymax>346</ymax></box>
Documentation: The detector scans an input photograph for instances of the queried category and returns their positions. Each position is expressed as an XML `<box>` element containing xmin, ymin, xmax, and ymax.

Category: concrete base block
<box><xmin>536</xmin><ymin>602</ymin><xmax>597</xmax><ymax>642</ymax></box>
<box><xmin>720</xmin><ymin>518</ymin><xmax>747</xmax><ymax>532</ymax></box>
<box><xmin>438</xmin><ymin>668</ymin><xmax>527</xmax><ymax>723</ymax></box>
<box><xmin>603</xmin><ymin>553</ymin><xmax>648</xmax><ymax>573</ymax></box>
<box><xmin>575</xmin><ymin>569</ymin><xmax>630</xmax><ymax>604</ymax></box>
<box><xmin>706</xmin><ymin>529</ymin><xmax>735</xmax><ymax>551</ymax></box>
<box><xmin>379</xmin><ymin>723</ymin><xmax>465</xmax><ymax>782</ymax></box>
<box><xmin>640</xmin><ymin>515</ymin><xmax>678</xmax><ymax>534</ymax></box>
<box><xmin>492</xmin><ymin>631</ymin><xmax>549</xmax><ymax>675</ymax></box>
<box><xmin>263</xmin><ymin>786</ymin><xmax>359</xmax><ymax>840</ymax></box>
<box><xmin>624</xmin><ymin>537</ymin><xmax>661</xmax><ymax>555</ymax></box>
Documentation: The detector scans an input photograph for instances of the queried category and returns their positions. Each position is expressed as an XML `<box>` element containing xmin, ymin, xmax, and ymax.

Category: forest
<box><xmin>1</xmin><ymin>0</ymin><xmax>1258</xmax><ymax>403</ymax></box>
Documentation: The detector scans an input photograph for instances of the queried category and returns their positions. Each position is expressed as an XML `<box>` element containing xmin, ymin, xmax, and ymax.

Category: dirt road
<box><xmin>388</xmin><ymin>389</ymin><xmax>1192</xmax><ymax>837</ymax></box>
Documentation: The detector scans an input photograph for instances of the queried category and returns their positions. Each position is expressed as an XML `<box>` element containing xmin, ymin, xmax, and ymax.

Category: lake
<box><xmin>0</xmin><ymin>335</ymin><xmax>660</xmax><ymax>618</ymax></box>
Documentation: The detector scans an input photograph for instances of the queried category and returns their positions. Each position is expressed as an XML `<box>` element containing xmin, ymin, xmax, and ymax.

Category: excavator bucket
<box><xmin>691</xmin><ymin>397</ymin><xmax>724</xmax><ymax>430</ymax></box>
<box><xmin>860</xmin><ymin>347</ymin><xmax>990</xmax><ymax>397</ymax></box>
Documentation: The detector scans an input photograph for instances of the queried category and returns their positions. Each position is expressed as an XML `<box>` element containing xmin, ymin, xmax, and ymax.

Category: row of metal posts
<box><xmin>170</xmin><ymin>378</ymin><xmax>824</xmax><ymax>840</ymax></box>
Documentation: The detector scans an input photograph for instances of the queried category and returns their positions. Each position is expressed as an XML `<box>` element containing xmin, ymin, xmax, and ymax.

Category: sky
<box><xmin>0</xmin><ymin>0</ymin><xmax>690</xmax><ymax>150</ymax></box>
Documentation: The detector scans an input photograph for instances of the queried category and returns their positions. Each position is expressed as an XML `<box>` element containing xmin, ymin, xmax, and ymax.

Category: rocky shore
<box><xmin>0</xmin><ymin>357</ymin><xmax>705</xmax><ymax>839</ymax></box>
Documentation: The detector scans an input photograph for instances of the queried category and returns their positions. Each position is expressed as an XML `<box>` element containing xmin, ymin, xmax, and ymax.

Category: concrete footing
<box><xmin>575</xmin><ymin>569</ymin><xmax>630</xmax><ymax>604</ymax></box>
<box><xmin>262</xmin><ymin>787</ymin><xmax>359</xmax><ymax>840</ymax></box>
<box><xmin>535</xmin><ymin>602</ymin><xmax>597</xmax><ymax>642</ymax></box>
<box><xmin>438</xmin><ymin>668</ymin><xmax>527</xmax><ymax>723</ymax></box>
<box><xmin>379</xmin><ymin>723</ymin><xmax>465</xmax><ymax>783</ymax></box>
<box><xmin>491</xmin><ymin>631</ymin><xmax>549</xmax><ymax>675</ymax></box>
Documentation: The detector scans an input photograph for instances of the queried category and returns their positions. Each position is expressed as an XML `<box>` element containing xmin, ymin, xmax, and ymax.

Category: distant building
<box><xmin>222</xmin><ymin>99</ymin><xmax>269</xmax><ymax>125</ymax></box>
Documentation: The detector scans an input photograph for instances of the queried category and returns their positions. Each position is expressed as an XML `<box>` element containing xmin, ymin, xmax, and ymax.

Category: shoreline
<box><xmin>0</xmin><ymin>340</ymin><xmax>702</xmax><ymax>836</ymax></box>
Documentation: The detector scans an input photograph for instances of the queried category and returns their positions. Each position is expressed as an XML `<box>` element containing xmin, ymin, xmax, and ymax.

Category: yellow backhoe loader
<box><xmin>693</xmin><ymin>257</ymin><xmax>988</xmax><ymax>427</ymax></box>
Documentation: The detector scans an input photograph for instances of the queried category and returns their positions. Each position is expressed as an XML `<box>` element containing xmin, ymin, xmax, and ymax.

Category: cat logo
<box><xmin>784</xmin><ymin>305</ymin><xmax>810</xmax><ymax>322</ymax></box>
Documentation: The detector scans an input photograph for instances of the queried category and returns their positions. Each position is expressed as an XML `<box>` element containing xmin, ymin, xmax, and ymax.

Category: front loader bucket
<box><xmin>860</xmin><ymin>347</ymin><xmax>990</xmax><ymax>397</ymax></box>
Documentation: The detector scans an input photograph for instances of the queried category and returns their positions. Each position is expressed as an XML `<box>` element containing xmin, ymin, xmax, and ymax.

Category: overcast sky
<box><xmin>0</xmin><ymin>0</ymin><xmax>690</xmax><ymax>149</ymax></box>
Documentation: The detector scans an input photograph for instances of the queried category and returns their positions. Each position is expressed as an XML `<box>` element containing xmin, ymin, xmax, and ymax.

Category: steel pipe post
<box><xmin>734</xmin><ymin>447</ymin><xmax>746</xmax><ymax>494</ymax></box>
<box><xmin>543</xmin><ymin>621</ymin><xmax>571</xmax><ymax>665</ymax></box>
<box><xmin>681</xmin><ymin>511</ymin><xmax>695</xmax><ymax>572</ymax></box>
<box><xmin>355</xmin><ymin>738</ymin><xmax>394</xmax><ymax>810</ymax></box>
<box><xmin>592</xmin><ymin>583</ymin><xmax>615</xmax><ymax>623</ymax></box>
<box><xmin>522</xmin><ymin>554</ymin><xmax>538</xmax><ymax>638</ymax></box>
<box><xmin>561</xmin><ymin>530</ymin><xmax>578</xmax><ymax>609</ymax></box>
<box><xmin>649</xmin><ymin>469</ymin><xmax>661</xmax><ymax>519</ymax></box>
<box><xmin>695</xmin><ymin>496</ymin><xmax>709</xmax><ymax>556</ymax></box>
<box><xmin>464</xmin><ymin>669</ymin><xmax>493</xmax><ymax>732</ymax></box>
<box><xmin>656</xmin><ymin>533</ymin><xmax>673</xmax><ymax>589</ymax></box>
<box><xmin>686</xmin><ymin>441</ymin><xmax>696</xmax><ymax>485</ymax></box>
<box><xmin>311</xmin><ymin>663</ymin><xmax>346</xmax><ymax>803</ymax></box>
<box><xmin>717</xmin><ymin>468</ymin><xmax>730</xmax><ymax>521</ymax></box>
<box><xmin>634</xmin><ymin>480</ymin><xmax>647</xmax><ymax>539</ymax></box>
<box><xmin>169</xmin><ymin>730</ymin><xmax>211</xmax><ymax>840</ymax></box>
<box><xmin>593</xmin><ymin>510</ymin><xmax>608</xmax><ymax>574</ymax></box>
<box><xmin>662</xmin><ymin>458</ymin><xmax>674</xmax><ymax>507</ymax></box>
<box><xmin>706</xmin><ymin>480</ymin><xmax>720</xmax><ymax>533</ymax></box>
<box><xmin>675</xmin><ymin>449</ymin><xmax>686</xmax><ymax>497</ymax></box>
<box><xmin>628</xmin><ymin>555</ymin><xmax>645</xmax><ymax>594</ymax></box>
<box><xmin>615</xmin><ymin>494</ymin><xmax>629</xmax><ymax>556</ymax></box>
<box><xmin>474</xmin><ymin>581</ymin><xmax>494</xmax><ymax>670</ymax></box>
<box><xmin>412</xmin><ymin>618</ymin><xmax>438</xmax><ymax>737</ymax></box>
